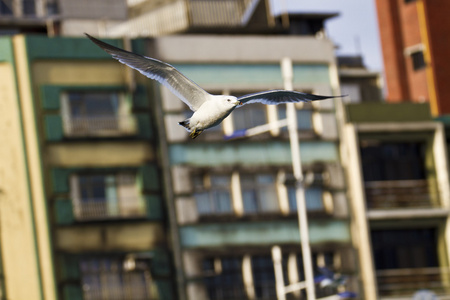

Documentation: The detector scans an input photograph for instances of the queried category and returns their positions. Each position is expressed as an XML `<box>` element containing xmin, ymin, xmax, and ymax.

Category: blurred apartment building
<box><xmin>368</xmin><ymin>0</ymin><xmax>450</xmax><ymax>298</ymax></box>
<box><xmin>1</xmin><ymin>0</ymin><xmax>450</xmax><ymax>300</ymax></box>
<box><xmin>0</xmin><ymin>0</ymin><xmax>128</xmax><ymax>35</ymax></box>
<box><xmin>0</xmin><ymin>35</ymin><xmax>170</xmax><ymax>300</ymax></box>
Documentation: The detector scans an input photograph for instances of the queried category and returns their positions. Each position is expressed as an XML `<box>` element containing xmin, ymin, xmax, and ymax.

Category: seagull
<box><xmin>86</xmin><ymin>33</ymin><xmax>345</xmax><ymax>139</ymax></box>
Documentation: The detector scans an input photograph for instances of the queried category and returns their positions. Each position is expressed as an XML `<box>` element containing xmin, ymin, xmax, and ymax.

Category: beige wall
<box><xmin>0</xmin><ymin>62</ymin><xmax>44</xmax><ymax>299</ymax></box>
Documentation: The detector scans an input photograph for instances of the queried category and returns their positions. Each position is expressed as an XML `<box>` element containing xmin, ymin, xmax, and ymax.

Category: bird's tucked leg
<box><xmin>189</xmin><ymin>129</ymin><xmax>203</xmax><ymax>139</ymax></box>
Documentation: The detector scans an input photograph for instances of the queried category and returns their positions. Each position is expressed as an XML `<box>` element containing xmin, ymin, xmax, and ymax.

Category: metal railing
<box><xmin>365</xmin><ymin>179</ymin><xmax>437</xmax><ymax>210</ymax></box>
<box><xmin>73</xmin><ymin>198</ymin><xmax>146</xmax><ymax>221</ymax></box>
<box><xmin>188</xmin><ymin>0</ymin><xmax>257</xmax><ymax>27</ymax></box>
<box><xmin>63</xmin><ymin>115</ymin><xmax>137</xmax><ymax>137</ymax></box>
<box><xmin>377</xmin><ymin>267</ymin><xmax>450</xmax><ymax>297</ymax></box>
<box><xmin>108</xmin><ymin>0</ymin><xmax>260</xmax><ymax>37</ymax></box>
<box><xmin>82</xmin><ymin>270</ymin><xmax>154</xmax><ymax>300</ymax></box>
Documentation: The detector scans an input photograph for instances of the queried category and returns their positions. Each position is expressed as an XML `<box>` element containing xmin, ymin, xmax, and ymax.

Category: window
<box><xmin>80</xmin><ymin>257</ymin><xmax>154</xmax><ymax>300</ymax></box>
<box><xmin>360</xmin><ymin>141</ymin><xmax>433</xmax><ymax>209</ymax></box>
<box><xmin>241</xmin><ymin>174</ymin><xmax>278</xmax><ymax>214</ymax></box>
<box><xmin>288</xmin><ymin>187</ymin><xmax>324</xmax><ymax>212</ymax></box>
<box><xmin>251</xmin><ymin>255</ymin><xmax>277</xmax><ymax>299</ymax></box>
<box><xmin>46</xmin><ymin>0</ymin><xmax>58</xmax><ymax>15</ymax></box>
<box><xmin>411</xmin><ymin>50</ymin><xmax>426</xmax><ymax>71</ymax></box>
<box><xmin>194</xmin><ymin>175</ymin><xmax>233</xmax><ymax>216</ymax></box>
<box><xmin>22</xmin><ymin>0</ymin><xmax>36</xmax><ymax>15</ymax></box>
<box><xmin>277</xmin><ymin>105</ymin><xmax>313</xmax><ymax>131</ymax></box>
<box><xmin>372</xmin><ymin>228</ymin><xmax>442</xmax><ymax>296</ymax></box>
<box><xmin>71</xmin><ymin>172</ymin><xmax>145</xmax><ymax>221</ymax></box>
<box><xmin>233</xmin><ymin>103</ymin><xmax>267</xmax><ymax>131</ymax></box>
<box><xmin>0</xmin><ymin>1</ymin><xmax>12</xmax><ymax>15</ymax></box>
<box><xmin>371</xmin><ymin>228</ymin><xmax>438</xmax><ymax>270</ymax></box>
<box><xmin>360</xmin><ymin>141</ymin><xmax>426</xmax><ymax>182</ymax></box>
<box><xmin>202</xmin><ymin>256</ymin><xmax>246</xmax><ymax>300</ymax></box>
<box><xmin>61</xmin><ymin>91</ymin><xmax>136</xmax><ymax>137</ymax></box>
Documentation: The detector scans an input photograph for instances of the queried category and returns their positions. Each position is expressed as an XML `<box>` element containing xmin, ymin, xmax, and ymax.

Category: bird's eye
<box><xmin>227</xmin><ymin>99</ymin><xmax>231</xmax><ymax>102</ymax></box>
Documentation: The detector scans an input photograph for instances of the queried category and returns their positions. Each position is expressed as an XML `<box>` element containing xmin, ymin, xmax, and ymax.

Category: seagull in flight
<box><xmin>86</xmin><ymin>33</ymin><xmax>345</xmax><ymax>139</ymax></box>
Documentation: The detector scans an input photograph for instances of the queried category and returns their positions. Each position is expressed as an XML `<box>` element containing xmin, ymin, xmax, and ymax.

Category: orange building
<box><xmin>375</xmin><ymin>0</ymin><xmax>450</xmax><ymax>115</ymax></box>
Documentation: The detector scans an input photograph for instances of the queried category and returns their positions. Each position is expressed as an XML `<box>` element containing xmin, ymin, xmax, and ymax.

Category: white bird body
<box><xmin>85</xmin><ymin>34</ymin><xmax>345</xmax><ymax>139</ymax></box>
<box><xmin>182</xmin><ymin>95</ymin><xmax>240</xmax><ymax>137</ymax></box>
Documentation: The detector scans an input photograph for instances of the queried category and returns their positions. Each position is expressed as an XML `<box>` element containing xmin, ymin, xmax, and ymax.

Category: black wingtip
<box><xmin>305</xmin><ymin>93</ymin><xmax>348</xmax><ymax>101</ymax></box>
<box><xmin>84</xmin><ymin>32</ymin><xmax>95</xmax><ymax>41</ymax></box>
<box><xmin>84</xmin><ymin>32</ymin><xmax>125</xmax><ymax>57</ymax></box>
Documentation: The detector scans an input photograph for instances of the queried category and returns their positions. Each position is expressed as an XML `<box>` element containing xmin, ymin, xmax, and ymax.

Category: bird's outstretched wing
<box><xmin>237</xmin><ymin>90</ymin><xmax>345</xmax><ymax>106</ymax></box>
<box><xmin>85</xmin><ymin>33</ymin><xmax>210</xmax><ymax>111</ymax></box>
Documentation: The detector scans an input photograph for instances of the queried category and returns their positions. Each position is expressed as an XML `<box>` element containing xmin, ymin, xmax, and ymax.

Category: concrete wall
<box><xmin>0</xmin><ymin>36</ymin><xmax>55</xmax><ymax>300</ymax></box>
<box><xmin>151</xmin><ymin>35</ymin><xmax>336</xmax><ymax>64</ymax></box>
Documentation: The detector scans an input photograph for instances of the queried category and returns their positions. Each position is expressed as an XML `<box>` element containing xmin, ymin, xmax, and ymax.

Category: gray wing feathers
<box><xmin>85</xmin><ymin>33</ymin><xmax>209</xmax><ymax>111</ymax></box>
<box><xmin>237</xmin><ymin>90</ymin><xmax>345</xmax><ymax>106</ymax></box>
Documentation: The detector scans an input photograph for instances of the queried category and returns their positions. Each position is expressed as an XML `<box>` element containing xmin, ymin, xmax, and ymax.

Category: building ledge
<box><xmin>345</xmin><ymin>102</ymin><xmax>432</xmax><ymax>123</ymax></box>
<box><xmin>367</xmin><ymin>208</ymin><xmax>450</xmax><ymax>220</ymax></box>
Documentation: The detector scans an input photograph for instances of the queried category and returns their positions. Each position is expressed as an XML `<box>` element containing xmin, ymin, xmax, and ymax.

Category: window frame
<box><xmin>193</xmin><ymin>173</ymin><xmax>234</xmax><ymax>217</ymax></box>
<box><xmin>240</xmin><ymin>173</ymin><xmax>279</xmax><ymax>214</ymax></box>
<box><xmin>61</xmin><ymin>90</ymin><xmax>136</xmax><ymax>137</ymax></box>
<box><xmin>70</xmin><ymin>171</ymin><xmax>145</xmax><ymax>221</ymax></box>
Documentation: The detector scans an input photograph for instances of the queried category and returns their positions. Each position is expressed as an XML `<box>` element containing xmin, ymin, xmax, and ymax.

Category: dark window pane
<box><xmin>288</xmin><ymin>187</ymin><xmax>324</xmax><ymax>212</ymax></box>
<box><xmin>360</xmin><ymin>141</ymin><xmax>426</xmax><ymax>181</ymax></box>
<box><xmin>194</xmin><ymin>175</ymin><xmax>232</xmax><ymax>216</ymax></box>
<box><xmin>251</xmin><ymin>255</ymin><xmax>276</xmax><ymax>300</ymax></box>
<box><xmin>411</xmin><ymin>51</ymin><xmax>426</xmax><ymax>71</ymax></box>
<box><xmin>241</xmin><ymin>174</ymin><xmax>278</xmax><ymax>214</ymax></box>
<box><xmin>0</xmin><ymin>1</ymin><xmax>13</xmax><ymax>15</ymax></box>
<box><xmin>371</xmin><ymin>228</ymin><xmax>438</xmax><ymax>270</ymax></box>
<box><xmin>46</xmin><ymin>1</ymin><xmax>58</xmax><ymax>15</ymax></box>
<box><xmin>202</xmin><ymin>256</ymin><xmax>246</xmax><ymax>300</ymax></box>
<box><xmin>79</xmin><ymin>175</ymin><xmax>107</xmax><ymax>201</ymax></box>
<box><xmin>68</xmin><ymin>92</ymin><xmax>119</xmax><ymax>117</ymax></box>
<box><xmin>63</xmin><ymin>91</ymin><xmax>133</xmax><ymax>136</ymax></box>
<box><xmin>73</xmin><ymin>173</ymin><xmax>141</xmax><ymax>221</ymax></box>
<box><xmin>22</xmin><ymin>0</ymin><xmax>36</xmax><ymax>15</ymax></box>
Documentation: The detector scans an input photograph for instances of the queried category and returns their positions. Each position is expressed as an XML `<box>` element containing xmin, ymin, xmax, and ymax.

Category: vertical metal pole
<box><xmin>272</xmin><ymin>246</ymin><xmax>287</xmax><ymax>300</ymax></box>
<box><xmin>281</xmin><ymin>57</ymin><xmax>316</xmax><ymax>300</ymax></box>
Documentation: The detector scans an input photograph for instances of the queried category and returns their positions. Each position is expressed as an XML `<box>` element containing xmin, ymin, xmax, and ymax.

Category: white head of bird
<box><xmin>217</xmin><ymin>95</ymin><xmax>241</xmax><ymax>109</ymax></box>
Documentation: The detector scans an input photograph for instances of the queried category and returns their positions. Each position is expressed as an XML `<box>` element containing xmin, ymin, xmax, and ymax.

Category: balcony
<box><xmin>365</xmin><ymin>179</ymin><xmax>437</xmax><ymax>210</ymax></box>
<box><xmin>63</xmin><ymin>115</ymin><xmax>137</xmax><ymax>137</ymax></box>
<box><xmin>377</xmin><ymin>267</ymin><xmax>450</xmax><ymax>297</ymax></box>
<box><xmin>108</xmin><ymin>0</ymin><xmax>261</xmax><ymax>37</ymax></box>
<box><xmin>72</xmin><ymin>197</ymin><xmax>146</xmax><ymax>221</ymax></box>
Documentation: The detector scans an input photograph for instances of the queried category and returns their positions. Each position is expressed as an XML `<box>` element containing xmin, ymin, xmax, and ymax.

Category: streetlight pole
<box><xmin>281</xmin><ymin>57</ymin><xmax>316</xmax><ymax>300</ymax></box>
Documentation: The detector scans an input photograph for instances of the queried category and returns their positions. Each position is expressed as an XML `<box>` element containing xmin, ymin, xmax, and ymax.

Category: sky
<box><xmin>269</xmin><ymin>0</ymin><xmax>384</xmax><ymax>72</ymax></box>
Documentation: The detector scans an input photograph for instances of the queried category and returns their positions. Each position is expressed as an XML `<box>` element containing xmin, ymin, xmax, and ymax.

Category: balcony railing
<box><xmin>365</xmin><ymin>179</ymin><xmax>437</xmax><ymax>210</ymax></box>
<box><xmin>377</xmin><ymin>267</ymin><xmax>450</xmax><ymax>297</ymax></box>
<box><xmin>81</xmin><ymin>270</ymin><xmax>153</xmax><ymax>300</ymax></box>
<box><xmin>63</xmin><ymin>115</ymin><xmax>137</xmax><ymax>137</ymax></box>
<box><xmin>188</xmin><ymin>0</ymin><xmax>257</xmax><ymax>27</ymax></box>
<box><xmin>73</xmin><ymin>198</ymin><xmax>146</xmax><ymax>221</ymax></box>
<box><xmin>108</xmin><ymin>0</ymin><xmax>260</xmax><ymax>37</ymax></box>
